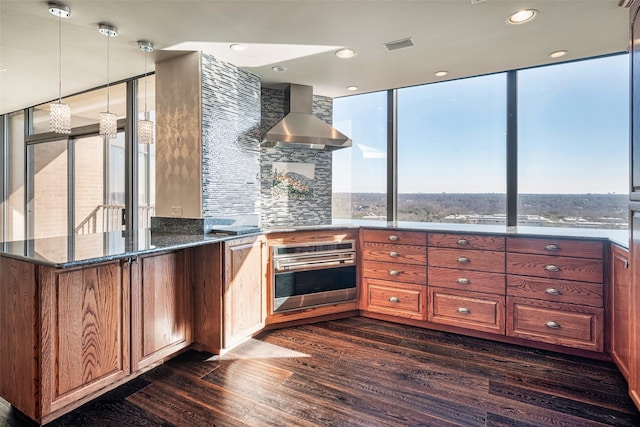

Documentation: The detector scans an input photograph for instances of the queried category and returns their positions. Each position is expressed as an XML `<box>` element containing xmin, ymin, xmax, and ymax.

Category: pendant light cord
<box><xmin>106</xmin><ymin>30</ymin><xmax>110</xmax><ymax>112</ymax></box>
<box><xmin>58</xmin><ymin>13</ymin><xmax>62</xmax><ymax>103</ymax></box>
<box><xmin>144</xmin><ymin>48</ymin><xmax>148</xmax><ymax>115</ymax></box>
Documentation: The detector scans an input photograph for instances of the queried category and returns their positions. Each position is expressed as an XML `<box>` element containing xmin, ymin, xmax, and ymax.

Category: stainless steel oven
<box><xmin>272</xmin><ymin>240</ymin><xmax>356</xmax><ymax>312</ymax></box>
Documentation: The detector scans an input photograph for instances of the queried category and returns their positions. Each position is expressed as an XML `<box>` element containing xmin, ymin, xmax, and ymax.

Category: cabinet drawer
<box><xmin>362</xmin><ymin>279</ymin><xmax>425</xmax><ymax>320</ymax></box>
<box><xmin>361</xmin><ymin>229</ymin><xmax>427</xmax><ymax>246</ymax></box>
<box><xmin>428</xmin><ymin>233</ymin><xmax>505</xmax><ymax>251</ymax></box>
<box><xmin>506</xmin><ymin>275</ymin><xmax>603</xmax><ymax>307</ymax></box>
<box><xmin>362</xmin><ymin>242</ymin><xmax>427</xmax><ymax>265</ymax></box>
<box><xmin>428</xmin><ymin>287</ymin><xmax>505</xmax><ymax>334</ymax></box>
<box><xmin>507</xmin><ymin>297</ymin><xmax>603</xmax><ymax>351</ymax></box>
<box><xmin>428</xmin><ymin>248</ymin><xmax>505</xmax><ymax>273</ymax></box>
<box><xmin>428</xmin><ymin>267</ymin><xmax>505</xmax><ymax>294</ymax></box>
<box><xmin>507</xmin><ymin>237</ymin><xmax>603</xmax><ymax>259</ymax></box>
<box><xmin>362</xmin><ymin>260</ymin><xmax>427</xmax><ymax>285</ymax></box>
<box><xmin>506</xmin><ymin>253</ymin><xmax>603</xmax><ymax>283</ymax></box>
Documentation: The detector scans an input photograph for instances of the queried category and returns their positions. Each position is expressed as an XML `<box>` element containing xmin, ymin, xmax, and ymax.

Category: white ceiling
<box><xmin>0</xmin><ymin>0</ymin><xmax>630</xmax><ymax>116</ymax></box>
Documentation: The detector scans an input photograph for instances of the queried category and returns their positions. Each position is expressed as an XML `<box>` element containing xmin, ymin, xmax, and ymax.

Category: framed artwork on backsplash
<box><xmin>272</xmin><ymin>162</ymin><xmax>315</xmax><ymax>199</ymax></box>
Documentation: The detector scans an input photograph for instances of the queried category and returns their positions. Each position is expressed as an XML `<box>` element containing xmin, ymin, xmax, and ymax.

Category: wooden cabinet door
<box><xmin>630</xmin><ymin>207</ymin><xmax>640</xmax><ymax>409</ymax></box>
<box><xmin>223</xmin><ymin>236</ymin><xmax>267</xmax><ymax>350</ymax></box>
<box><xmin>612</xmin><ymin>244</ymin><xmax>631</xmax><ymax>380</ymax></box>
<box><xmin>131</xmin><ymin>251</ymin><xmax>192</xmax><ymax>371</ymax></box>
<box><xmin>39</xmin><ymin>261</ymin><xmax>130</xmax><ymax>415</ymax></box>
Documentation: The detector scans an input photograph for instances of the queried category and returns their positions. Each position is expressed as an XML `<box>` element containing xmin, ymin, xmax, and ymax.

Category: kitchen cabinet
<box><xmin>131</xmin><ymin>251</ymin><xmax>192</xmax><ymax>371</ymax></box>
<box><xmin>360</xmin><ymin>229</ymin><xmax>428</xmax><ymax>321</ymax></box>
<box><xmin>192</xmin><ymin>236</ymin><xmax>267</xmax><ymax>354</ymax></box>
<box><xmin>427</xmin><ymin>233</ymin><xmax>506</xmax><ymax>334</ymax></box>
<box><xmin>222</xmin><ymin>236</ymin><xmax>267</xmax><ymax>350</ymax></box>
<box><xmin>0</xmin><ymin>257</ymin><xmax>130</xmax><ymax>423</ymax></box>
<box><xmin>506</xmin><ymin>237</ymin><xmax>604</xmax><ymax>351</ymax></box>
<box><xmin>611</xmin><ymin>244</ymin><xmax>631</xmax><ymax>380</ymax></box>
<box><xmin>630</xmin><ymin>207</ymin><xmax>640</xmax><ymax>408</ymax></box>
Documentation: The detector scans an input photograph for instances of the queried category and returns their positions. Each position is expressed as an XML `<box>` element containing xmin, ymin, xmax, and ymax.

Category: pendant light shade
<box><xmin>98</xmin><ymin>23</ymin><xmax>118</xmax><ymax>139</ymax></box>
<box><xmin>48</xmin><ymin>2</ymin><xmax>71</xmax><ymax>134</ymax></box>
<box><xmin>137</xmin><ymin>40</ymin><xmax>154</xmax><ymax>144</ymax></box>
<box><xmin>50</xmin><ymin>102</ymin><xmax>71</xmax><ymax>133</ymax></box>
<box><xmin>99</xmin><ymin>112</ymin><xmax>118</xmax><ymax>139</ymax></box>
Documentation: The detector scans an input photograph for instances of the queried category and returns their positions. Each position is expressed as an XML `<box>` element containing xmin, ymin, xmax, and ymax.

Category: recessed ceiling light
<box><xmin>435</xmin><ymin>71</ymin><xmax>448</xmax><ymax>77</ymax></box>
<box><xmin>347</xmin><ymin>86</ymin><xmax>358</xmax><ymax>91</ymax></box>
<box><xmin>229</xmin><ymin>43</ymin><xmax>247</xmax><ymax>52</ymax></box>
<box><xmin>549</xmin><ymin>50</ymin><xmax>568</xmax><ymax>58</ymax></box>
<box><xmin>507</xmin><ymin>9</ymin><xmax>537</xmax><ymax>25</ymax></box>
<box><xmin>335</xmin><ymin>48</ymin><xmax>358</xmax><ymax>59</ymax></box>
<box><xmin>272</xmin><ymin>66</ymin><xmax>287</xmax><ymax>72</ymax></box>
<box><xmin>48</xmin><ymin>2</ymin><xmax>71</xmax><ymax>18</ymax></box>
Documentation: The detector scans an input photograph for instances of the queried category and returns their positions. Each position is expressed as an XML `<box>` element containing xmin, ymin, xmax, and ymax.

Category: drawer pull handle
<box><xmin>457</xmin><ymin>239</ymin><xmax>469</xmax><ymax>246</ymax></box>
<box><xmin>545</xmin><ymin>244</ymin><xmax>561</xmax><ymax>251</ymax></box>
<box><xmin>457</xmin><ymin>256</ymin><xmax>470</xmax><ymax>264</ymax></box>
<box><xmin>544</xmin><ymin>288</ymin><xmax>561</xmax><ymax>296</ymax></box>
<box><xmin>544</xmin><ymin>264</ymin><xmax>560</xmax><ymax>272</ymax></box>
<box><xmin>545</xmin><ymin>321</ymin><xmax>560</xmax><ymax>329</ymax></box>
<box><xmin>389</xmin><ymin>251</ymin><xmax>399</xmax><ymax>258</ymax></box>
<box><xmin>457</xmin><ymin>278</ymin><xmax>470</xmax><ymax>285</ymax></box>
<box><xmin>625</xmin><ymin>259</ymin><xmax>630</xmax><ymax>269</ymax></box>
<box><xmin>388</xmin><ymin>235</ymin><xmax>399</xmax><ymax>241</ymax></box>
<box><xmin>388</xmin><ymin>270</ymin><xmax>400</xmax><ymax>276</ymax></box>
<box><xmin>389</xmin><ymin>296</ymin><xmax>400</xmax><ymax>303</ymax></box>
<box><xmin>457</xmin><ymin>307</ymin><xmax>470</xmax><ymax>314</ymax></box>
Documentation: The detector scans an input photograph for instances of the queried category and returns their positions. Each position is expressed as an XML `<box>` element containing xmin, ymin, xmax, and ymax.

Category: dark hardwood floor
<box><xmin>2</xmin><ymin>317</ymin><xmax>639</xmax><ymax>426</ymax></box>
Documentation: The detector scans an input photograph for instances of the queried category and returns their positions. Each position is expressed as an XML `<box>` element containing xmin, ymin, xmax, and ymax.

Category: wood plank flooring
<box><xmin>2</xmin><ymin>317</ymin><xmax>639</xmax><ymax>426</ymax></box>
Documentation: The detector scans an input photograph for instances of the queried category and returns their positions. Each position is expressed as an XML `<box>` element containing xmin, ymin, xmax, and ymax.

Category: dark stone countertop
<box><xmin>334</xmin><ymin>220</ymin><xmax>629</xmax><ymax>248</ymax></box>
<box><xmin>0</xmin><ymin>229</ymin><xmax>249</xmax><ymax>269</ymax></box>
<box><xmin>0</xmin><ymin>221</ymin><xmax>629</xmax><ymax>269</ymax></box>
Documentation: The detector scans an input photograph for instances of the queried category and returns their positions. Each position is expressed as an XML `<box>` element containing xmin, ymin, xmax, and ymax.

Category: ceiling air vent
<box><xmin>383</xmin><ymin>37</ymin><xmax>415</xmax><ymax>52</ymax></box>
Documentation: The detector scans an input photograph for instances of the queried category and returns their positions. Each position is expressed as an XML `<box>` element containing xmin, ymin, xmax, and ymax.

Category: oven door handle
<box><xmin>275</xmin><ymin>254</ymin><xmax>355</xmax><ymax>272</ymax></box>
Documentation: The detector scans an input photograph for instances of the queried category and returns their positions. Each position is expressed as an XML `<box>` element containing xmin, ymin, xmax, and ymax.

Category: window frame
<box><xmin>335</xmin><ymin>52</ymin><xmax>629</xmax><ymax>229</ymax></box>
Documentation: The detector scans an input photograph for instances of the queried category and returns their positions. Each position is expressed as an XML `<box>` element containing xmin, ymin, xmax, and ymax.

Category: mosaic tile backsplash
<box><xmin>260</xmin><ymin>87</ymin><xmax>334</xmax><ymax>227</ymax></box>
<box><xmin>201</xmin><ymin>54</ymin><xmax>262</xmax><ymax>224</ymax></box>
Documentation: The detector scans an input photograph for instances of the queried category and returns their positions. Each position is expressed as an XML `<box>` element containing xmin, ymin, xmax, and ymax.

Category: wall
<box><xmin>260</xmin><ymin>88</ymin><xmax>334</xmax><ymax>227</ymax></box>
<box><xmin>153</xmin><ymin>52</ymin><xmax>261</xmax><ymax>232</ymax></box>
<box><xmin>201</xmin><ymin>54</ymin><xmax>261</xmax><ymax>225</ymax></box>
<box><xmin>155</xmin><ymin>52</ymin><xmax>202</xmax><ymax>219</ymax></box>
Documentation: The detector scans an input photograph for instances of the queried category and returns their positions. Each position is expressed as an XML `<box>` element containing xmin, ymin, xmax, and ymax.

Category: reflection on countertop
<box><xmin>0</xmin><ymin>229</ymin><xmax>252</xmax><ymax>268</ymax></box>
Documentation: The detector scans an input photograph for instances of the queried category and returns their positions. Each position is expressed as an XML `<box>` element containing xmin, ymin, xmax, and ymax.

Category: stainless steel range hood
<box><xmin>261</xmin><ymin>84</ymin><xmax>352</xmax><ymax>151</ymax></box>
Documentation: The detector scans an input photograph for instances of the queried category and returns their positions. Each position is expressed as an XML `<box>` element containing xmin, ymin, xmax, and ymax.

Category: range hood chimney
<box><xmin>261</xmin><ymin>84</ymin><xmax>352</xmax><ymax>151</ymax></box>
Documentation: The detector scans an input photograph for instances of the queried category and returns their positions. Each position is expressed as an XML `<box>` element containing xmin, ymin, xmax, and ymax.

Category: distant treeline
<box><xmin>332</xmin><ymin>193</ymin><xmax>628</xmax><ymax>224</ymax></box>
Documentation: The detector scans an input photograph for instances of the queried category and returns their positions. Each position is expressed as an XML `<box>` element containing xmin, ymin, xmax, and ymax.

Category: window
<box><xmin>137</xmin><ymin>75</ymin><xmax>156</xmax><ymax>229</ymax></box>
<box><xmin>518</xmin><ymin>55</ymin><xmax>629</xmax><ymax>229</ymax></box>
<box><xmin>28</xmin><ymin>139</ymin><xmax>68</xmax><ymax>240</ymax></box>
<box><xmin>332</xmin><ymin>91</ymin><xmax>387</xmax><ymax>221</ymax></box>
<box><xmin>32</xmin><ymin>84</ymin><xmax>127</xmax><ymax>134</ymax></box>
<box><xmin>332</xmin><ymin>54</ymin><xmax>629</xmax><ymax>231</ymax></box>
<box><xmin>397</xmin><ymin>73</ymin><xmax>507</xmax><ymax>224</ymax></box>
<box><xmin>7</xmin><ymin>112</ymin><xmax>25</xmax><ymax>241</ymax></box>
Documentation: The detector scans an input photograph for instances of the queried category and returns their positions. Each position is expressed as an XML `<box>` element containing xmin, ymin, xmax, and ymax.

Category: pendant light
<box><xmin>137</xmin><ymin>40</ymin><xmax>154</xmax><ymax>144</ymax></box>
<box><xmin>48</xmin><ymin>2</ymin><xmax>71</xmax><ymax>134</ymax></box>
<box><xmin>98</xmin><ymin>23</ymin><xmax>118</xmax><ymax>139</ymax></box>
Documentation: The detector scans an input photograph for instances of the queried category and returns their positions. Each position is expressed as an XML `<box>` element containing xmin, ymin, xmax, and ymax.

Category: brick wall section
<box><xmin>201</xmin><ymin>54</ymin><xmax>261</xmax><ymax>223</ymax></box>
<box><xmin>260</xmin><ymin>88</ymin><xmax>333</xmax><ymax>226</ymax></box>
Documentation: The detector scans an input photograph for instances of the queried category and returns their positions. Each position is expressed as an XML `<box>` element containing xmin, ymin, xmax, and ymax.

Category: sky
<box><xmin>332</xmin><ymin>54</ymin><xmax>629</xmax><ymax>195</ymax></box>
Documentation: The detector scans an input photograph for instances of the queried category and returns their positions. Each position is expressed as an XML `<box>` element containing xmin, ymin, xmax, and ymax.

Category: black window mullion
<box><xmin>125</xmin><ymin>79</ymin><xmax>139</xmax><ymax>232</ymax></box>
<box><xmin>0</xmin><ymin>115</ymin><xmax>6</xmax><ymax>246</ymax></box>
<box><xmin>506</xmin><ymin>71</ymin><xmax>518</xmax><ymax>227</ymax></box>
<box><xmin>387</xmin><ymin>89</ymin><xmax>398</xmax><ymax>222</ymax></box>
